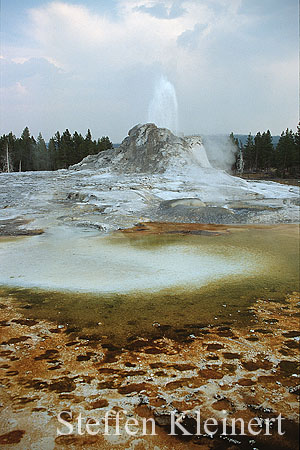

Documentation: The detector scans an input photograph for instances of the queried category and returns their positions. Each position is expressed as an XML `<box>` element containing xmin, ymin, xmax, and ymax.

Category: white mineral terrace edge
<box><xmin>0</xmin><ymin>227</ymin><xmax>265</xmax><ymax>294</ymax></box>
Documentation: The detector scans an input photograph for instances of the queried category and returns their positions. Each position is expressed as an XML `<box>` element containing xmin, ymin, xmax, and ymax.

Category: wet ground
<box><xmin>0</xmin><ymin>289</ymin><xmax>299</xmax><ymax>449</ymax></box>
<box><xmin>0</xmin><ymin>218</ymin><xmax>44</xmax><ymax>237</ymax></box>
<box><xmin>0</xmin><ymin>224</ymin><xmax>298</xmax><ymax>346</ymax></box>
<box><xmin>0</xmin><ymin>170</ymin><xmax>299</xmax><ymax>234</ymax></box>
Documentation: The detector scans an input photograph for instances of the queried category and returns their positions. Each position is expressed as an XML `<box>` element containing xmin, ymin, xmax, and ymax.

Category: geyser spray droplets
<box><xmin>147</xmin><ymin>77</ymin><xmax>237</xmax><ymax>172</ymax></box>
<box><xmin>148</xmin><ymin>75</ymin><xmax>178</xmax><ymax>134</ymax></box>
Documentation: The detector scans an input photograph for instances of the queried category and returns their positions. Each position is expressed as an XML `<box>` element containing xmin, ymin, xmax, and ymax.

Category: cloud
<box><xmin>1</xmin><ymin>0</ymin><xmax>298</xmax><ymax>140</ymax></box>
<box><xmin>177</xmin><ymin>23</ymin><xmax>209</xmax><ymax>48</ymax></box>
<box><xmin>1</xmin><ymin>57</ymin><xmax>63</xmax><ymax>88</ymax></box>
<box><xmin>12</xmin><ymin>57</ymin><xmax>30</xmax><ymax>64</ymax></box>
<box><xmin>24</xmin><ymin>0</ymin><xmax>231</xmax><ymax>94</ymax></box>
<box><xmin>0</xmin><ymin>81</ymin><xmax>28</xmax><ymax>97</ymax></box>
<box><xmin>134</xmin><ymin>0</ymin><xmax>186</xmax><ymax>19</ymax></box>
<box><xmin>27</xmin><ymin>1</ymin><xmax>192</xmax><ymax>72</ymax></box>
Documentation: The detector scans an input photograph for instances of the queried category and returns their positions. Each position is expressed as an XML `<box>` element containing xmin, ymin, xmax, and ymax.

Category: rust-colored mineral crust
<box><xmin>0</xmin><ymin>292</ymin><xmax>299</xmax><ymax>449</ymax></box>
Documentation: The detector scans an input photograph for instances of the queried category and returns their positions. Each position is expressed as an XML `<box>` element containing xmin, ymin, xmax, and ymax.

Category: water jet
<box><xmin>148</xmin><ymin>75</ymin><xmax>178</xmax><ymax>134</ymax></box>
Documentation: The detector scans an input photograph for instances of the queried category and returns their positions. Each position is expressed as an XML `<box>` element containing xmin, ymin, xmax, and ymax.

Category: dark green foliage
<box><xmin>34</xmin><ymin>133</ymin><xmax>48</xmax><ymax>171</ymax></box>
<box><xmin>249</xmin><ymin>130</ymin><xmax>274</xmax><ymax>172</ymax></box>
<box><xmin>47</xmin><ymin>138</ymin><xmax>56</xmax><ymax>171</ymax></box>
<box><xmin>20</xmin><ymin>127</ymin><xmax>36</xmax><ymax>171</ymax></box>
<box><xmin>72</xmin><ymin>131</ymin><xmax>85</xmax><ymax>165</ymax></box>
<box><xmin>59</xmin><ymin>129</ymin><xmax>73</xmax><ymax>169</ymax></box>
<box><xmin>274</xmin><ymin>128</ymin><xmax>299</xmax><ymax>177</ymax></box>
<box><xmin>0</xmin><ymin>124</ymin><xmax>297</xmax><ymax>176</ymax></box>
<box><xmin>243</xmin><ymin>133</ymin><xmax>255</xmax><ymax>171</ymax></box>
<box><xmin>97</xmin><ymin>136</ymin><xmax>114</xmax><ymax>152</ymax></box>
<box><xmin>229</xmin><ymin>132</ymin><xmax>239</xmax><ymax>148</ymax></box>
<box><xmin>229</xmin><ymin>132</ymin><xmax>244</xmax><ymax>173</ymax></box>
<box><xmin>233</xmin><ymin>123</ymin><xmax>299</xmax><ymax>177</ymax></box>
<box><xmin>0</xmin><ymin>128</ymin><xmax>113</xmax><ymax>172</ymax></box>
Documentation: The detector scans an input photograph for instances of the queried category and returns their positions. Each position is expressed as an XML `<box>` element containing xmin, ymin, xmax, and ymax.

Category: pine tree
<box><xmin>59</xmin><ymin>129</ymin><xmax>74</xmax><ymax>168</ymax></box>
<box><xmin>260</xmin><ymin>130</ymin><xmax>274</xmax><ymax>171</ymax></box>
<box><xmin>254</xmin><ymin>132</ymin><xmax>262</xmax><ymax>171</ymax></box>
<box><xmin>84</xmin><ymin>129</ymin><xmax>97</xmax><ymax>156</ymax></box>
<box><xmin>48</xmin><ymin>138</ymin><xmax>56</xmax><ymax>170</ymax></box>
<box><xmin>53</xmin><ymin>131</ymin><xmax>61</xmax><ymax>169</ymax></box>
<box><xmin>19</xmin><ymin>127</ymin><xmax>36</xmax><ymax>171</ymax></box>
<box><xmin>0</xmin><ymin>135</ymin><xmax>14</xmax><ymax>172</ymax></box>
<box><xmin>275</xmin><ymin>129</ymin><xmax>297</xmax><ymax>176</ymax></box>
<box><xmin>34</xmin><ymin>132</ymin><xmax>48</xmax><ymax>170</ymax></box>
<box><xmin>97</xmin><ymin>136</ymin><xmax>113</xmax><ymax>152</ymax></box>
<box><xmin>0</xmin><ymin>135</ymin><xmax>6</xmax><ymax>171</ymax></box>
<box><xmin>72</xmin><ymin>131</ymin><xmax>85</xmax><ymax>165</ymax></box>
<box><xmin>7</xmin><ymin>132</ymin><xmax>18</xmax><ymax>171</ymax></box>
<box><xmin>292</xmin><ymin>122</ymin><xmax>300</xmax><ymax>175</ymax></box>
<box><xmin>243</xmin><ymin>133</ymin><xmax>255</xmax><ymax>172</ymax></box>
<box><xmin>1</xmin><ymin>128</ymin><xmax>114</xmax><ymax>171</ymax></box>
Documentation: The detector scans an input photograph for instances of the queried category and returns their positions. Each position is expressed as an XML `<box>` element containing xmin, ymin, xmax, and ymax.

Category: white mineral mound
<box><xmin>71</xmin><ymin>123</ymin><xmax>213</xmax><ymax>174</ymax></box>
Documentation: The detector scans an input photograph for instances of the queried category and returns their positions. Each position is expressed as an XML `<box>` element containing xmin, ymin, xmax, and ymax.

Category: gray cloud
<box><xmin>0</xmin><ymin>0</ymin><xmax>298</xmax><ymax>142</ymax></box>
<box><xmin>1</xmin><ymin>58</ymin><xmax>62</xmax><ymax>88</ymax></box>
<box><xmin>134</xmin><ymin>0</ymin><xmax>186</xmax><ymax>19</ymax></box>
<box><xmin>177</xmin><ymin>23</ymin><xmax>208</xmax><ymax>49</ymax></box>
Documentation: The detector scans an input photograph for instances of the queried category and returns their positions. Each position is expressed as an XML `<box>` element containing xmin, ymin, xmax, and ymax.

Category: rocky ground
<box><xmin>0</xmin><ymin>125</ymin><xmax>299</xmax><ymax>235</ymax></box>
<box><xmin>0</xmin><ymin>169</ymin><xmax>299</xmax><ymax>238</ymax></box>
<box><xmin>238</xmin><ymin>174</ymin><xmax>299</xmax><ymax>187</ymax></box>
<box><xmin>0</xmin><ymin>288</ymin><xmax>299</xmax><ymax>450</ymax></box>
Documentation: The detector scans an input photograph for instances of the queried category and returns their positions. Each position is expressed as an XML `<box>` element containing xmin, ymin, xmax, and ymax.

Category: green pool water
<box><xmin>0</xmin><ymin>225</ymin><xmax>298</xmax><ymax>346</ymax></box>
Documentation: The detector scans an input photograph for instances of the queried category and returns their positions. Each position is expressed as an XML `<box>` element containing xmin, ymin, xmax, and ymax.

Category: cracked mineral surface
<box><xmin>0</xmin><ymin>289</ymin><xmax>299</xmax><ymax>449</ymax></box>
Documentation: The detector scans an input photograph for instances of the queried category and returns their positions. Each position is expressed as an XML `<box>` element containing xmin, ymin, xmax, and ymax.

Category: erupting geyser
<box><xmin>148</xmin><ymin>75</ymin><xmax>178</xmax><ymax>134</ymax></box>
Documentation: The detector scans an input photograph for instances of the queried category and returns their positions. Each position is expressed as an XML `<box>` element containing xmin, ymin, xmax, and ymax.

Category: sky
<box><xmin>0</xmin><ymin>0</ymin><xmax>298</xmax><ymax>142</ymax></box>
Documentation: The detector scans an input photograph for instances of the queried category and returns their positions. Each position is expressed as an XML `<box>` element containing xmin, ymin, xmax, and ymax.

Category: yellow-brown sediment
<box><xmin>0</xmin><ymin>292</ymin><xmax>299</xmax><ymax>449</ymax></box>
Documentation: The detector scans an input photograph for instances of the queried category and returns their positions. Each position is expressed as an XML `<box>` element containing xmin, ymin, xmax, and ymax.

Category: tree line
<box><xmin>0</xmin><ymin>127</ymin><xmax>113</xmax><ymax>172</ymax></box>
<box><xmin>1</xmin><ymin>125</ymin><xmax>299</xmax><ymax>177</ymax></box>
<box><xmin>232</xmin><ymin>123</ymin><xmax>300</xmax><ymax>178</ymax></box>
